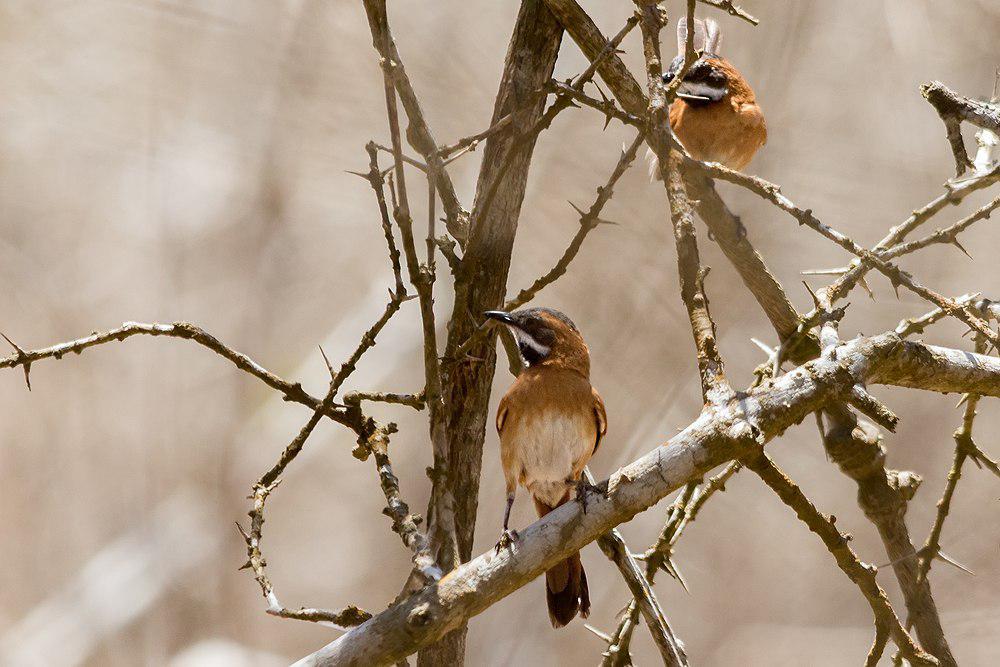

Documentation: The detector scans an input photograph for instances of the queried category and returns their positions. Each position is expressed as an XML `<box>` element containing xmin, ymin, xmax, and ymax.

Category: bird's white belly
<box><xmin>513</xmin><ymin>411</ymin><xmax>589</xmax><ymax>507</ymax></box>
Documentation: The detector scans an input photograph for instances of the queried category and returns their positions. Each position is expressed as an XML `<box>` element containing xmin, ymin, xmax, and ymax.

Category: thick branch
<box><xmin>295</xmin><ymin>334</ymin><xmax>1000</xmax><ymax>665</ymax></box>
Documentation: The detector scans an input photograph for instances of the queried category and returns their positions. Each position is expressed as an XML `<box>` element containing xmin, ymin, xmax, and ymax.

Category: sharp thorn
<box><xmin>859</xmin><ymin>276</ymin><xmax>876</xmax><ymax>301</ymax></box>
<box><xmin>951</xmin><ymin>238</ymin><xmax>973</xmax><ymax>259</ymax></box>
<box><xmin>584</xmin><ymin>623</ymin><xmax>613</xmax><ymax>643</ymax></box>
<box><xmin>0</xmin><ymin>331</ymin><xmax>24</xmax><ymax>354</ymax></box>
<box><xmin>936</xmin><ymin>550</ymin><xmax>975</xmax><ymax>576</ymax></box>
<box><xmin>318</xmin><ymin>345</ymin><xmax>336</xmax><ymax>380</ymax></box>
<box><xmin>568</xmin><ymin>201</ymin><xmax>587</xmax><ymax>218</ymax></box>
<box><xmin>235</xmin><ymin>521</ymin><xmax>251</xmax><ymax>541</ymax></box>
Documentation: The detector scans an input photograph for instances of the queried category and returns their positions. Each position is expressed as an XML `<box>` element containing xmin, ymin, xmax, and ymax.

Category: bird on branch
<box><xmin>650</xmin><ymin>16</ymin><xmax>767</xmax><ymax>178</ymax></box>
<box><xmin>484</xmin><ymin>307</ymin><xmax>607</xmax><ymax>628</ymax></box>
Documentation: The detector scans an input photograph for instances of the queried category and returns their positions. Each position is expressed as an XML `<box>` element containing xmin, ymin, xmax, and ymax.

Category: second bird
<box><xmin>485</xmin><ymin>307</ymin><xmax>606</xmax><ymax>628</ymax></box>
<box><xmin>649</xmin><ymin>16</ymin><xmax>767</xmax><ymax>177</ymax></box>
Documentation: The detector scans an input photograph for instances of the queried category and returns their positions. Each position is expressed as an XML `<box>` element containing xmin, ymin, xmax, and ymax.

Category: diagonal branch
<box><xmin>701</xmin><ymin>160</ymin><xmax>1000</xmax><ymax>347</ymax></box>
<box><xmin>295</xmin><ymin>333</ymin><xmax>1000</xmax><ymax>665</ymax></box>
<box><xmin>744</xmin><ymin>452</ymin><xmax>937</xmax><ymax>666</ymax></box>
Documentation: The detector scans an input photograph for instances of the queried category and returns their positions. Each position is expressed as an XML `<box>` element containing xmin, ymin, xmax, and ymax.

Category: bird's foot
<box><xmin>734</xmin><ymin>214</ymin><xmax>747</xmax><ymax>240</ymax></box>
<box><xmin>494</xmin><ymin>528</ymin><xmax>519</xmax><ymax>554</ymax></box>
<box><xmin>574</xmin><ymin>478</ymin><xmax>609</xmax><ymax>514</ymax></box>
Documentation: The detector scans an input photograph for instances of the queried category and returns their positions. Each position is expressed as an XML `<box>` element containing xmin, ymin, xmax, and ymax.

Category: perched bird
<box><xmin>485</xmin><ymin>307</ymin><xmax>606</xmax><ymax>628</ymax></box>
<box><xmin>649</xmin><ymin>17</ymin><xmax>767</xmax><ymax>178</ymax></box>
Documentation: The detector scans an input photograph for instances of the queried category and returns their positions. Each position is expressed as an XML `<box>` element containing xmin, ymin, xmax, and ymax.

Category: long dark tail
<box><xmin>534</xmin><ymin>493</ymin><xmax>590</xmax><ymax>628</ymax></box>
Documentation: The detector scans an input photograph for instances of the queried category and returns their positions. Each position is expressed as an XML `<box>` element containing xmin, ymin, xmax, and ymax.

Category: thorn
<box><xmin>235</xmin><ymin>521</ymin><xmax>251</xmax><ymax>542</ymax></box>
<box><xmin>318</xmin><ymin>345</ymin><xmax>336</xmax><ymax>381</ymax></box>
<box><xmin>750</xmin><ymin>337</ymin><xmax>775</xmax><ymax>355</ymax></box>
<box><xmin>594</xmin><ymin>82</ymin><xmax>610</xmax><ymax>104</ymax></box>
<box><xmin>1</xmin><ymin>331</ymin><xmax>31</xmax><ymax>390</ymax></box>
<box><xmin>801</xmin><ymin>281</ymin><xmax>822</xmax><ymax>309</ymax></box>
<box><xmin>936</xmin><ymin>550</ymin><xmax>975</xmax><ymax>576</ymax></box>
<box><xmin>238</xmin><ymin>560</ymin><xmax>253</xmax><ymax>571</ymax></box>
<box><xmin>584</xmin><ymin>623</ymin><xmax>613</xmax><ymax>643</ymax></box>
<box><xmin>662</xmin><ymin>556</ymin><xmax>690</xmax><ymax>594</ymax></box>
<box><xmin>603</xmin><ymin>112</ymin><xmax>613</xmax><ymax>132</ymax></box>
<box><xmin>345</xmin><ymin>169</ymin><xmax>371</xmax><ymax>181</ymax></box>
<box><xmin>858</xmin><ymin>276</ymin><xmax>875</xmax><ymax>301</ymax></box>
<box><xmin>955</xmin><ymin>393</ymin><xmax>970</xmax><ymax>408</ymax></box>
<box><xmin>951</xmin><ymin>237</ymin><xmax>973</xmax><ymax>259</ymax></box>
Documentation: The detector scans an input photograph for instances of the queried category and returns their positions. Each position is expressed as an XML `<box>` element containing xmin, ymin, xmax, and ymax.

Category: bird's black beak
<box><xmin>483</xmin><ymin>310</ymin><xmax>516</xmax><ymax>326</ymax></box>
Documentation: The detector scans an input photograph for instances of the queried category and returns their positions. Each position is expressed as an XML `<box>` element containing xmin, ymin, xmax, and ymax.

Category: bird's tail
<box><xmin>534</xmin><ymin>492</ymin><xmax>590</xmax><ymax>628</ymax></box>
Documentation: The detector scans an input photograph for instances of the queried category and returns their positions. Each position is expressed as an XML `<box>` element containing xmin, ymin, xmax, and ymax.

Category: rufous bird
<box><xmin>649</xmin><ymin>17</ymin><xmax>767</xmax><ymax>178</ymax></box>
<box><xmin>484</xmin><ymin>307</ymin><xmax>607</xmax><ymax>628</ymax></box>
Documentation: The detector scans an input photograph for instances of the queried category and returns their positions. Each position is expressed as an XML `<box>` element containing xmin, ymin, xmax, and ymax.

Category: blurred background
<box><xmin>1</xmin><ymin>1</ymin><xmax>998</xmax><ymax>665</ymax></box>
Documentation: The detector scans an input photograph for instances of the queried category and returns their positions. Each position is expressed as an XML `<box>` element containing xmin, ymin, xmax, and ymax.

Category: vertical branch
<box><xmin>363</xmin><ymin>0</ymin><xmax>455</xmax><ymax>583</ymax></box>
<box><xmin>420</xmin><ymin>3</ymin><xmax>564</xmax><ymax>664</ymax></box>
<box><xmin>361</xmin><ymin>0</ymin><xmax>469</xmax><ymax>245</ymax></box>
<box><xmin>637</xmin><ymin>0</ymin><xmax>728</xmax><ymax>402</ymax></box>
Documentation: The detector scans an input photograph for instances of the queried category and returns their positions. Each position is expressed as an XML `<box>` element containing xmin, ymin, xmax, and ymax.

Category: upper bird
<box><xmin>485</xmin><ymin>307</ymin><xmax>606</xmax><ymax>628</ymax></box>
<box><xmin>650</xmin><ymin>17</ymin><xmax>766</xmax><ymax>177</ymax></box>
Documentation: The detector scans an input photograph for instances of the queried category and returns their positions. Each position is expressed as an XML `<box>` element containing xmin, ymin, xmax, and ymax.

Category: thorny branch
<box><xmin>5</xmin><ymin>3</ymin><xmax>1000</xmax><ymax>665</ymax></box>
<box><xmin>700</xmin><ymin>160</ymin><xmax>1000</xmax><ymax>349</ymax></box>
<box><xmin>744</xmin><ymin>452</ymin><xmax>937</xmax><ymax>666</ymax></box>
<box><xmin>921</xmin><ymin>81</ymin><xmax>1000</xmax><ymax>176</ymax></box>
<box><xmin>697</xmin><ymin>0</ymin><xmax>759</xmax><ymax>25</ymax></box>
<box><xmin>449</xmin><ymin>129</ymin><xmax>646</xmax><ymax>365</ymax></box>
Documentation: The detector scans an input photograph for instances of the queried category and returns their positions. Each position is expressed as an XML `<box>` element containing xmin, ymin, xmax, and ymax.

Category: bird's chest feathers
<box><xmin>508</xmin><ymin>409</ymin><xmax>592</xmax><ymax>481</ymax></box>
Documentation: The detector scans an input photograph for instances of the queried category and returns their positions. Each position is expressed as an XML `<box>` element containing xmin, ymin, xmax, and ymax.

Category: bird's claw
<box><xmin>574</xmin><ymin>479</ymin><xmax>608</xmax><ymax>515</ymax></box>
<box><xmin>734</xmin><ymin>215</ymin><xmax>747</xmax><ymax>240</ymax></box>
<box><xmin>494</xmin><ymin>528</ymin><xmax>519</xmax><ymax>554</ymax></box>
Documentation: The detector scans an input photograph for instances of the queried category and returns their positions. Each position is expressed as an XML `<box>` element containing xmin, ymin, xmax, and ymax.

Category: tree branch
<box><xmin>294</xmin><ymin>334</ymin><xmax>1000</xmax><ymax>665</ymax></box>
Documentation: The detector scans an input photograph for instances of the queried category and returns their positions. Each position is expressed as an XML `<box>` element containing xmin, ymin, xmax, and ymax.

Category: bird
<box><xmin>484</xmin><ymin>307</ymin><xmax>607</xmax><ymax>628</ymax></box>
<box><xmin>648</xmin><ymin>17</ymin><xmax>767</xmax><ymax>179</ymax></box>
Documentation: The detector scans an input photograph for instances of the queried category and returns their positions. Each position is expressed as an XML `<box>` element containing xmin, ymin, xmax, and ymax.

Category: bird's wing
<box><xmin>591</xmin><ymin>387</ymin><xmax>607</xmax><ymax>454</ymax></box>
<box><xmin>496</xmin><ymin>392</ymin><xmax>510</xmax><ymax>435</ymax></box>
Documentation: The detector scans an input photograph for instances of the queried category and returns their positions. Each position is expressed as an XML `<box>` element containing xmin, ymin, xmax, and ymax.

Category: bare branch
<box><xmin>0</xmin><ymin>321</ymin><xmax>362</xmax><ymax>427</ymax></box>
<box><xmin>506</xmin><ymin>131</ymin><xmax>646</xmax><ymax>311</ymax></box>
<box><xmin>922</xmin><ymin>81</ymin><xmax>1000</xmax><ymax>176</ymax></box>
<box><xmin>697</xmin><ymin>0</ymin><xmax>759</xmax><ymax>25</ymax></box>
<box><xmin>744</xmin><ymin>452</ymin><xmax>936</xmax><ymax>666</ymax></box>
<box><xmin>700</xmin><ymin>160</ymin><xmax>1000</xmax><ymax>347</ymax></box>
<box><xmin>362</xmin><ymin>0</ymin><xmax>469</xmax><ymax>245</ymax></box>
<box><xmin>885</xmin><ymin>195</ymin><xmax>1000</xmax><ymax>259</ymax></box>
<box><xmin>295</xmin><ymin>333</ymin><xmax>1000</xmax><ymax>664</ymax></box>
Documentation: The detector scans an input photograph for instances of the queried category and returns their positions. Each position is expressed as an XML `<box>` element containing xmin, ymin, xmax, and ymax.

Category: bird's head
<box><xmin>483</xmin><ymin>307</ymin><xmax>590</xmax><ymax>374</ymax></box>
<box><xmin>662</xmin><ymin>17</ymin><xmax>730</xmax><ymax>107</ymax></box>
